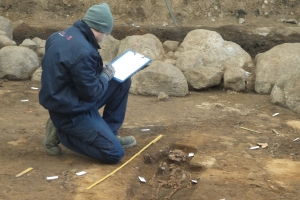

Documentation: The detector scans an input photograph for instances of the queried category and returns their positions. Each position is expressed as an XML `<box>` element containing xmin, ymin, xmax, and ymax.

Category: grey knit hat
<box><xmin>82</xmin><ymin>3</ymin><xmax>114</xmax><ymax>34</ymax></box>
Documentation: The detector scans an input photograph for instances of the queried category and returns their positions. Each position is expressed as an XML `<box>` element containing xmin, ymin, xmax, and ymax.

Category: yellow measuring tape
<box><xmin>87</xmin><ymin>134</ymin><xmax>163</xmax><ymax>190</ymax></box>
<box><xmin>16</xmin><ymin>167</ymin><xmax>33</xmax><ymax>177</ymax></box>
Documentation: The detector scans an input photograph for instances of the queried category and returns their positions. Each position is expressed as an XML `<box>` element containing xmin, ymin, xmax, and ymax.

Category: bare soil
<box><xmin>1</xmin><ymin>1</ymin><xmax>300</xmax><ymax>200</ymax></box>
<box><xmin>3</xmin><ymin>0</ymin><xmax>300</xmax><ymax>56</ymax></box>
<box><xmin>1</xmin><ymin>80</ymin><xmax>300</xmax><ymax>200</ymax></box>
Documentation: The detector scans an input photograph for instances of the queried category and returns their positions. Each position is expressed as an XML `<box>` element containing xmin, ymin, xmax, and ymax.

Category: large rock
<box><xmin>0</xmin><ymin>46</ymin><xmax>39</xmax><ymax>80</ymax></box>
<box><xmin>99</xmin><ymin>35</ymin><xmax>120</xmax><ymax>63</ymax></box>
<box><xmin>130</xmin><ymin>61</ymin><xmax>188</xmax><ymax>97</ymax></box>
<box><xmin>0</xmin><ymin>16</ymin><xmax>13</xmax><ymax>40</ymax></box>
<box><xmin>31</xmin><ymin>67</ymin><xmax>42</xmax><ymax>82</ymax></box>
<box><xmin>224</xmin><ymin>67</ymin><xmax>247</xmax><ymax>92</ymax></box>
<box><xmin>270</xmin><ymin>70</ymin><xmax>300</xmax><ymax>114</ymax></box>
<box><xmin>32</xmin><ymin>37</ymin><xmax>46</xmax><ymax>58</ymax></box>
<box><xmin>163</xmin><ymin>40</ymin><xmax>179</xmax><ymax>52</ymax></box>
<box><xmin>176</xmin><ymin>29</ymin><xmax>254</xmax><ymax>91</ymax></box>
<box><xmin>32</xmin><ymin>37</ymin><xmax>46</xmax><ymax>48</ymax></box>
<box><xmin>0</xmin><ymin>30</ymin><xmax>7</xmax><ymax>36</ymax></box>
<box><xmin>0</xmin><ymin>35</ymin><xmax>16</xmax><ymax>48</ymax></box>
<box><xmin>179</xmin><ymin>29</ymin><xmax>224</xmax><ymax>52</ymax></box>
<box><xmin>20</xmin><ymin>39</ymin><xmax>38</xmax><ymax>51</ymax></box>
<box><xmin>117</xmin><ymin>34</ymin><xmax>165</xmax><ymax>61</ymax></box>
<box><xmin>175</xmin><ymin>50</ymin><xmax>204</xmax><ymax>72</ymax></box>
<box><xmin>177</xmin><ymin>29</ymin><xmax>252</xmax><ymax>70</ymax></box>
<box><xmin>36</xmin><ymin>47</ymin><xmax>45</xmax><ymax>59</ymax></box>
<box><xmin>184</xmin><ymin>66</ymin><xmax>223</xmax><ymax>90</ymax></box>
<box><xmin>255</xmin><ymin>43</ymin><xmax>300</xmax><ymax>94</ymax></box>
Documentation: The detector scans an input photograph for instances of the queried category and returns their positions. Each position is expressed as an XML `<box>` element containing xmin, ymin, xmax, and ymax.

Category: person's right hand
<box><xmin>101</xmin><ymin>64</ymin><xmax>115</xmax><ymax>81</ymax></box>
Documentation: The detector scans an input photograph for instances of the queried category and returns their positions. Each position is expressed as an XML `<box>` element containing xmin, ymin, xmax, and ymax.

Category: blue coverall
<box><xmin>39</xmin><ymin>20</ymin><xmax>130</xmax><ymax>163</ymax></box>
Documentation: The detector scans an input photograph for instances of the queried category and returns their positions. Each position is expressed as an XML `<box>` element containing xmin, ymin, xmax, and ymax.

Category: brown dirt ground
<box><xmin>0</xmin><ymin>80</ymin><xmax>300</xmax><ymax>200</ymax></box>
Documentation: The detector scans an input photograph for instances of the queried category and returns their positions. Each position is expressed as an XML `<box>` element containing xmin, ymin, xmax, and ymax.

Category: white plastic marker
<box><xmin>141</xmin><ymin>129</ymin><xmax>150</xmax><ymax>132</ymax></box>
<box><xmin>16</xmin><ymin>167</ymin><xmax>33</xmax><ymax>177</ymax></box>
<box><xmin>188</xmin><ymin>153</ymin><xmax>194</xmax><ymax>157</ymax></box>
<box><xmin>293</xmin><ymin>138</ymin><xmax>299</xmax><ymax>142</ymax></box>
<box><xmin>47</xmin><ymin>176</ymin><xmax>58</xmax><ymax>180</ymax></box>
<box><xmin>30</xmin><ymin>87</ymin><xmax>39</xmax><ymax>90</ymax></box>
<box><xmin>138</xmin><ymin>176</ymin><xmax>146</xmax><ymax>183</ymax></box>
<box><xmin>76</xmin><ymin>171</ymin><xmax>87</xmax><ymax>176</ymax></box>
<box><xmin>191</xmin><ymin>180</ymin><xmax>198</xmax><ymax>184</ymax></box>
<box><xmin>250</xmin><ymin>146</ymin><xmax>260</xmax><ymax>150</ymax></box>
<box><xmin>272</xmin><ymin>113</ymin><xmax>279</xmax><ymax>116</ymax></box>
<box><xmin>21</xmin><ymin>99</ymin><xmax>29</xmax><ymax>102</ymax></box>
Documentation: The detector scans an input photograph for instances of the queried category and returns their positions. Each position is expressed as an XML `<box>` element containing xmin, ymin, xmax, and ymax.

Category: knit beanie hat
<box><xmin>82</xmin><ymin>3</ymin><xmax>114</xmax><ymax>34</ymax></box>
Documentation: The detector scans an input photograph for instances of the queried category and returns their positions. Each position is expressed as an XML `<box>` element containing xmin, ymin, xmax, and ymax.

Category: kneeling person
<box><xmin>39</xmin><ymin>3</ymin><xmax>136</xmax><ymax>164</ymax></box>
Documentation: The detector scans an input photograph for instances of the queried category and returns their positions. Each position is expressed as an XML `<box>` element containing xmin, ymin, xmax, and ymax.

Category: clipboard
<box><xmin>110</xmin><ymin>50</ymin><xmax>152</xmax><ymax>82</ymax></box>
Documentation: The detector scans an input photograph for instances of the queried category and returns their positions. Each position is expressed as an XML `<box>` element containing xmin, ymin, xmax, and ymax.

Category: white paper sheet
<box><xmin>111</xmin><ymin>50</ymin><xmax>151</xmax><ymax>82</ymax></box>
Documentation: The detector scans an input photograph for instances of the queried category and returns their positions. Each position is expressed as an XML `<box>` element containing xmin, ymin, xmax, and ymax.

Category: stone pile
<box><xmin>1</xmin><ymin>16</ymin><xmax>300</xmax><ymax>113</ymax></box>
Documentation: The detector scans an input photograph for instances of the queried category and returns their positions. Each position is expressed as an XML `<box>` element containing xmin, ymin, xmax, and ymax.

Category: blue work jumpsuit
<box><xmin>39</xmin><ymin>20</ymin><xmax>130</xmax><ymax>164</ymax></box>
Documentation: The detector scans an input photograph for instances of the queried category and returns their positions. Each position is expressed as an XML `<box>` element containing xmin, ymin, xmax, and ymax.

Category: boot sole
<box><xmin>42</xmin><ymin>142</ymin><xmax>62</xmax><ymax>156</ymax></box>
<box><xmin>122</xmin><ymin>140</ymin><xmax>137</xmax><ymax>149</ymax></box>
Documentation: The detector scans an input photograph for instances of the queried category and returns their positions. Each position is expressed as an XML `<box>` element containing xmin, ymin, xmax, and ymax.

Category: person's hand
<box><xmin>101</xmin><ymin>64</ymin><xmax>115</xmax><ymax>81</ymax></box>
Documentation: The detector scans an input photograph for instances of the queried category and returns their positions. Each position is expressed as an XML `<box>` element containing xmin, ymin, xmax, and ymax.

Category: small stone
<box><xmin>157</xmin><ymin>92</ymin><xmax>169</xmax><ymax>101</ymax></box>
<box><xmin>278</xmin><ymin>18</ymin><xmax>286</xmax><ymax>23</ymax></box>
<box><xmin>239</xmin><ymin>18</ymin><xmax>245</xmax><ymax>24</ymax></box>
<box><xmin>285</xmin><ymin>19</ymin><xmax>298</xmax><ymax>24</ymax></box>
<box><xmin>257</xmin><ymin>143</ymin><xmax>268</xmax><ymax>148</ymax></box>
<box><xmin>264</xmin><ymin>12</ymin><xmax>269</xmax><ymax>18</ymax></box>
<box><xmin>126</xmin><ymin>19</ymin><xmax>133</xmax><ymax>25</ymax></box>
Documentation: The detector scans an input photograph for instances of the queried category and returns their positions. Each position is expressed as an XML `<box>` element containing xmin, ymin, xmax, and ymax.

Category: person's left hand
<box><xmin>101</xmin><ymin>64</ymin><xmax>115</xmax><ymax>81</ymax></box>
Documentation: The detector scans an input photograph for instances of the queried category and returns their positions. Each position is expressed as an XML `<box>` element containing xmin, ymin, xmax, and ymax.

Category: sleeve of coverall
<box><xmin>70</xmin><ymin>53</ymin><xmax>109</xmax><ymax>102</ymax></box>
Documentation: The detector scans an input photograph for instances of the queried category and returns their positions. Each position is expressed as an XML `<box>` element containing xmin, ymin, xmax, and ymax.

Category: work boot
<box><xmin>42</xmin><ymin>118</ymin><xmax>62</xmax><ymax>156</ymax></box>
<box><xmin>117</xmin><ymin>135</ymin><xmax>137</xmax><ymax>148</ymax></box>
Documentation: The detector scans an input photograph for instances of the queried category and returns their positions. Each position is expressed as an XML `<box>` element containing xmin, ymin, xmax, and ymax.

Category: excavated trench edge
<box><xmin>12</xmin><ymin>23</ymin><xmax>300</xmax><ymax>58</ymax></box>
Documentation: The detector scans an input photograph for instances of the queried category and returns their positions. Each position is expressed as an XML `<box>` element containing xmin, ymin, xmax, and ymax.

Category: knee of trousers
<box><xmin>104</xmin><ymin>147</ymin><xmax>125</xmax><ymax>164</ymax></box>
